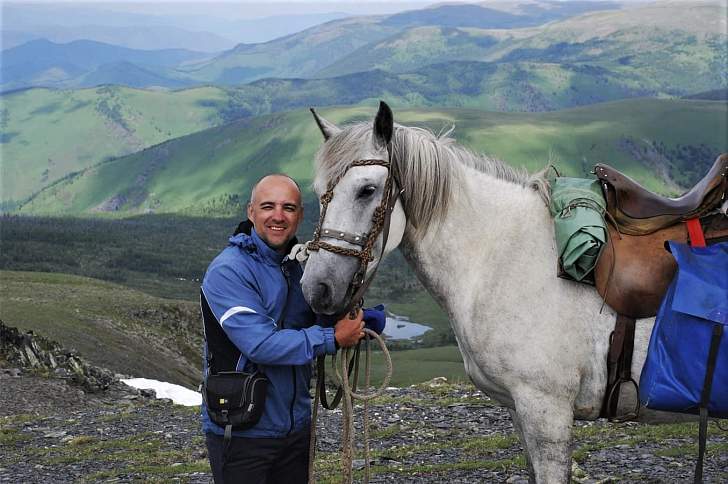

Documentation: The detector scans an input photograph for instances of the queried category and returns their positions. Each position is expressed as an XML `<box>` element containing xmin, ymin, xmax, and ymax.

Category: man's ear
<box><xmin>247</xmin><ymin>202</ymin><xmax>253</xmax><ymax>221</ymax></box>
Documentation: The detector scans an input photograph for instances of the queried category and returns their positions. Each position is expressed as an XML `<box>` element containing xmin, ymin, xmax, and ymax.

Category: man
<box><xmin>200</xmin><ymin>173</ymin><xmax>367</xmax><ymax>483</ymax></box>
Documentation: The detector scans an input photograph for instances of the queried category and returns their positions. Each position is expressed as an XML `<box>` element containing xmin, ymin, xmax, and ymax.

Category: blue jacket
<box><xmin>200</xmin><ymin>228</ymin><xmax>337</xmax><ymax>438</ymax></box>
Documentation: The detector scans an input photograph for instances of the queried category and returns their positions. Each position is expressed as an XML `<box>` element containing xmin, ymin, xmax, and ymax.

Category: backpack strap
<box><xmin>201</xmin><ymin>289</ymin><xmax>241</xmax><ymax>374</ymax></box>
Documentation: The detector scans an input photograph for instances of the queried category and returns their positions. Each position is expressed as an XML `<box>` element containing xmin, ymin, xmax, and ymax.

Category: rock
<box><xmin>425</xmin><ymin>376</ymin><xmax>448</xmax><ymax>387</ymax></box>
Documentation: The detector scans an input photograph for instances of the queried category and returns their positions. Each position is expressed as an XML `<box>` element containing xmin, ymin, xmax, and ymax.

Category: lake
<box><xmin>383</xmin><ymin>312</ymin><xmax>432</xmax><ymax>340</ymax></box>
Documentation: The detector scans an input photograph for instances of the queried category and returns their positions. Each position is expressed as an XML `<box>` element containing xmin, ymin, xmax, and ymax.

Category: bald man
<box><xmin>200</xmin><ymin>174</ymin><xmax>364</xmax><ymax>483</ymax></box>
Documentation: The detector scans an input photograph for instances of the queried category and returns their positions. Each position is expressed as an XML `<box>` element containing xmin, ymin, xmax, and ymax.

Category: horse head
<box><xmin>301</xmin><ymin>102</ymin><xmax>407</xmax><ymax>315</ymax></box>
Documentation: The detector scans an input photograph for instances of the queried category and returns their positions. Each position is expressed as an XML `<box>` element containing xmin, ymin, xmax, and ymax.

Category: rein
<box><xmin>306</xmin><ymin>145</ymin><xmax>401</xmax><ymax>483</ymax></box>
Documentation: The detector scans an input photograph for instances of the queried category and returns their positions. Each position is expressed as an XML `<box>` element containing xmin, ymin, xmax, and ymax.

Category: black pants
<box><xmin>205</xmin><ymin>427</ymin><xmax>310</xmax><ymax>484</ymax></box>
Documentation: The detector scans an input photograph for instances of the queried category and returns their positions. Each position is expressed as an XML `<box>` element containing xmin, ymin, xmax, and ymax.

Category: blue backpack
<box><xmin>639</xmin><ymin>240</ymin><xmax>728</xmax><ymax>416</ymax></box>
<box><xmin>639</xmin><ymin>240</ymin><xmax>727</xmax><ymax>482</ymax></box>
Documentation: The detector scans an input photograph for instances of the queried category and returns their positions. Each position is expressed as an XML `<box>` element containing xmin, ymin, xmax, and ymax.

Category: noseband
<box><xmin>308</xmin><ymin>148</ymin><xmax>402</xmax><ymax>315</ymax></box>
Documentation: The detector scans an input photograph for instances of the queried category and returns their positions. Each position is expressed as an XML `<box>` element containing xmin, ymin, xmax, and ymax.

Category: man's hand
<box><xmin>334</xmin><ymin>309</ymin><xmax>364</xmax><ymax>348</ymax></box>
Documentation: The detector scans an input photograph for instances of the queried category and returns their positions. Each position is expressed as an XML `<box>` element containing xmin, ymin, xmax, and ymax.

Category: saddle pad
<box><xmin>639</xmin><ymin>241</ymin><xmax>728</xmax><ymax>417</ymax></box>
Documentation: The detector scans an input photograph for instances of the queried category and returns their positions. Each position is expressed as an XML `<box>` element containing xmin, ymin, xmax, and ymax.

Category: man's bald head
<box><xmin>250</xmin><ymin>174</ymin><xmax>302</xmax><ymax>206</ymax></box>
<box><xmin>247</xmin><ymin>174</ymin><xmax>304</xmax><ymax>252</ymax></box>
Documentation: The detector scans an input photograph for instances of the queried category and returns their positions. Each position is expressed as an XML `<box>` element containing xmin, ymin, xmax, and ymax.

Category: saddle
<box><xmin>594</xmin><ymin>154</ymin><xmax>728</xmax><ymax>318</ymax></box>
<box><xmin>592</xmin><ymin>154</ymin><xmax>728</xmax><ymax>421</ymax></box>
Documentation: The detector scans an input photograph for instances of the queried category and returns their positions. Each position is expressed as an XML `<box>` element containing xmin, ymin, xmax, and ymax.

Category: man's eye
<box><xmin>358</xmin><ymin>185</ymin><xmax>377</xmax><ymax>199</ymax></box>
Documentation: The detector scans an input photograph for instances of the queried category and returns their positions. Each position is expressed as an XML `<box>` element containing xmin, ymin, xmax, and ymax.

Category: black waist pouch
<box><xmin>203</xmin><ymin>371</ymin><xmax>268</xmax><ymax>439</ymax></box>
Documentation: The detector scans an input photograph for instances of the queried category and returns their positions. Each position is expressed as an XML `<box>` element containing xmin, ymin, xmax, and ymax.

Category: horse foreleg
<box><xmin>513</xmin><ymin>391</ymin><xmax>574</xmax><ymax>483</ymax></box>
<box><xmin>508</xmin><ymin>408</ymin><xmax>536</xmax><ymax>483</ymax></box>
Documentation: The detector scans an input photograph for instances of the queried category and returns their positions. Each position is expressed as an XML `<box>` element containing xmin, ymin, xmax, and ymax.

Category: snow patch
<box><xmin>121</xmin><ymin>378</ymin><xmax>201</xmax><ymax>406</ymax></box>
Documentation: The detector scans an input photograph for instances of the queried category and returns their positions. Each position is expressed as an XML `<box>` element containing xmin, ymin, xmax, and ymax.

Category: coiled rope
<box><xmin>309</xmin><ymin>329</ymin><xmax>393</xmax><ymax>483</ymax></box>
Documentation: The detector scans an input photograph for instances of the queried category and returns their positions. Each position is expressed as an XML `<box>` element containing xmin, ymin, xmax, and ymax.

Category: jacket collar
<box><xmin>228</xmin><ymin>224</ymin><xmax>298</xmax><ymax>266</ymax></box>
<box><xmin>251</xmin><ymin>228</ymin><xmax>286</xmax><ymax>265</ymax></box>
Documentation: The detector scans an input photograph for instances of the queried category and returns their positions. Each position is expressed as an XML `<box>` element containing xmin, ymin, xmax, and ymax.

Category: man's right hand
<box><xmin>334</xmin><ymin>309</ymin><xmax>364</xmax><ymax>348</ymax></box>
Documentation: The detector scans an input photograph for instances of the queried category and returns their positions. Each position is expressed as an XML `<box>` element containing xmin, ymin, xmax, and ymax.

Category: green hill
<box><xmin>0</xmin><ymin>85</ymin><xmax>228</xmax><ymax>208</ymax></box>
<box><xmin>0</xmin><ymin>68</ymin><xmax>629</xmax><ymax>209</ymax></box>
<box><xmin>0</xmin><ymin>271</ymin><xmax>201</xmax><ymax>387</ymax></box>
<box><xmin>16</xmin><ymin>99</ymin><xmax>728</xmax><ymax>216</ymax></box>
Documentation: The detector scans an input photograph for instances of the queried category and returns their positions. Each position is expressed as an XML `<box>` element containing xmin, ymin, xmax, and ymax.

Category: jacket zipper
<box><xmin>281</xmin><ymin>264</ymin><xmax>296</xmax><ymax>436</ymax></box>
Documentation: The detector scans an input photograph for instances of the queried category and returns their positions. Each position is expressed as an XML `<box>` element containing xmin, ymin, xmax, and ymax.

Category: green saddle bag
<box><xmin>548</xmin><ymin>175</ymin><xmax>608</xmax><ymax>283</ymax></box>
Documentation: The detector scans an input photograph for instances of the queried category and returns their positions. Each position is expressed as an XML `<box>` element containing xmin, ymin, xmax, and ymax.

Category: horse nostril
<box><xmin>317</xmin><ymin>282</ymin><xmax>331</xmax><ymax>303</ymax></box>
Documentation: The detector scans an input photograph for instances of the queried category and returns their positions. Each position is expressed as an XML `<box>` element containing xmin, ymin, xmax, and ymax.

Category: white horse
<box><xmin>300</xmin><ymin>102</ymin><xmax>666</xmax><ymax>483</ymax></box>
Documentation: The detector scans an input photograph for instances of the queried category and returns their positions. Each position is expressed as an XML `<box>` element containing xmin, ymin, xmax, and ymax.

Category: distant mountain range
<box><xmin>15</xmin><ymin>99</ymin><xmax>728</xmax><ymax>216</ymax></box>
<box><xmin>2</xmin><ymin>2</ymin><xmax>354</xmax><ymax>50</ymax></box>
<box><xmin>2</xmin><ymin>2</ymin><xmax>725</xmax><ymax>96</ymax></box>
<box><xmin>1</xmin><ymin>39</ymin><xmax>210</xmax><ymax>91</ymax></box>
<box><xmin>2</xmin><ymin>1</ymin><xmax>633</xmax><ymax>90</ymax></box>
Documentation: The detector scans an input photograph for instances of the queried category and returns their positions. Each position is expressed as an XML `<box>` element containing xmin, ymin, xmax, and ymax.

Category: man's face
<box><xmin>247</xmin><ymin>176</ymin><xmax>303</xmax><ymax>253</ymax></box>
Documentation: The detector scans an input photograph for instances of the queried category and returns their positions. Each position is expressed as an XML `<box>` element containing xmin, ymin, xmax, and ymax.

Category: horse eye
<box><xmin>358</xmin><ymin>185</ymin><xmax>377</xmax><ymax>199</ymax></box>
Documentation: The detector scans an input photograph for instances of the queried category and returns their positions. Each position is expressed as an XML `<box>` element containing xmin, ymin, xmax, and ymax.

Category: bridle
<box><xmin>307</xmin><ymin>143</ymin><xmax>403</xmax><ymax>317</ymax></box>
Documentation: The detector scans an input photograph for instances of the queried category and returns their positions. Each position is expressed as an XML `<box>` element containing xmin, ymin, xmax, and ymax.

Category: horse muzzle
<box><xmin>301</xmin><ymin>250</ymin><xmax>360</xmax><ymax>315</ymax></box>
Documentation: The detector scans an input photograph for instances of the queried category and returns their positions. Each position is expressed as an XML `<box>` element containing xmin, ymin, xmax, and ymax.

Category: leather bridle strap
<box><xmin>307</xmin><ymin>142</ymin><xmax>401</xmax><ymax>317</ymax></box>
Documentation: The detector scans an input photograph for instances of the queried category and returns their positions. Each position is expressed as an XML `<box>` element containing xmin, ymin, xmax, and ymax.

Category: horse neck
<box><xmin>399</xmin><ymin>164</ymin><xmax>553</xmax><ymax>322</ymax></box>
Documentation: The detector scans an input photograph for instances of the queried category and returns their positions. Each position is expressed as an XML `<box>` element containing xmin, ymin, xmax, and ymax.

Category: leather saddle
<box><xmin>594</xmin><ymin>153</ymin><xmax>728</xmax><ymax>318</ymax></box>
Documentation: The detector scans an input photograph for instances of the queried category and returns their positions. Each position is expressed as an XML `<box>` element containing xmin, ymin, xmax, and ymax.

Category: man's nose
<box><xmin>272</xmin><ymin>206</ymin><xmax>286</xmax><ymax>220</ymax></box>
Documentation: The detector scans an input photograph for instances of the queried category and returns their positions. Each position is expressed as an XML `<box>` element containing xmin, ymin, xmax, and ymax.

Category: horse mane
<box><xmin>314</xmin><ymin>122</ymin><xmax>551</xmax><ymax>240</ymax></box>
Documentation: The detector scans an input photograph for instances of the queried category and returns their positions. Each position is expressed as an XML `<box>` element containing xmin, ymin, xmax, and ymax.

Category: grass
<box><xmin>365</xmin><ymin>345</ymin><xmax>468</xmax><ymax>387</ymax></box>
<box><xmin>0</xmin><ymin>270</ymin><xmax>202</xmax><ymax>387</ymax></box>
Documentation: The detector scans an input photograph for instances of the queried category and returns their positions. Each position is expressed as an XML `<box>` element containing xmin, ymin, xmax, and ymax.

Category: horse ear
<box><xmin>373</xmin><ymin>101</ymin><xmax>393</xmax><ymax>149</ymax></box>
<box><xmin>310</xmin><ymin>108</ymin><xmax>341</xmax><ymax>140</ymax></box>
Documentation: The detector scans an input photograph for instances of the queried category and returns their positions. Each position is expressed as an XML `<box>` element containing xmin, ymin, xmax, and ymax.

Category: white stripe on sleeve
<box><xmin>220</xmin><ymin>306</ymin><xmax>257</xmax><ymax>324</ymax></box>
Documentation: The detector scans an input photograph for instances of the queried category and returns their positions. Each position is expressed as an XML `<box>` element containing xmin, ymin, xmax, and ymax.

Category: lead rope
<box><xmin>308</xmin><ymin>331</ymin><xmax>392</xmax><ymax>483</ymax></box>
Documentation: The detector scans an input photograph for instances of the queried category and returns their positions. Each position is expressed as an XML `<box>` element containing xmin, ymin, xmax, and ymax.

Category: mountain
<box><xmin>170</xmin><ymin>1</ymin><xmax>628</xmax><ymax>85</ymax></box>
<box><xmin>77</xmin><ymin>62</ymin><xmax>192</xmax><ymax>89</ymax></box>
<box><xmin>15</xmin><ymin>99</ymin><xmax>728</xmax><ymax>216</ymax></box>
<box><xmin>318</xmin><ymin>2</ymin><xmax>728</xmax><ymax>85</ymax></box>
<box><xmin>2</xmin><ymin>2</ymin><xmax>354</xmax><ymax>46</ymax></box>
<box><xmin>0</xmin><ymin>39</ymin><xmax>208</xmax><ymax>91</ymax></box>
<box><xmin>175</xmin><ymin>16</ymin><xmax>400</xmax><ymax>84</ymax></box>
<box><xmin>1</xmin><ymin>25</ymin><xmax>235</xmax><ymax>53</ymax></box>
<box><xmin>3</xmin><ymin>2</ymin><xmax>724</xmax><ymax>94</ymax></box>
<box><xmin>381</xmin><ymin>1</ymin><xmax>621</xmax><ymax>29</ymax></box>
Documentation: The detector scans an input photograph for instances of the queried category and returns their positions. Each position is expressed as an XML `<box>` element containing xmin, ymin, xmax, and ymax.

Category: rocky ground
<box><xmin>1</xmin><ymin>323</ymin><xmax>727</xmax><ymax>483</ymax></box>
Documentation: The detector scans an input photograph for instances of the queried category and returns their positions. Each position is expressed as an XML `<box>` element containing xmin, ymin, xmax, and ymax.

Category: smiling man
<box><xmin>199</xmin><ymin>173</ymin><xmax>365</xmax><ymax>483</ymax></box>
